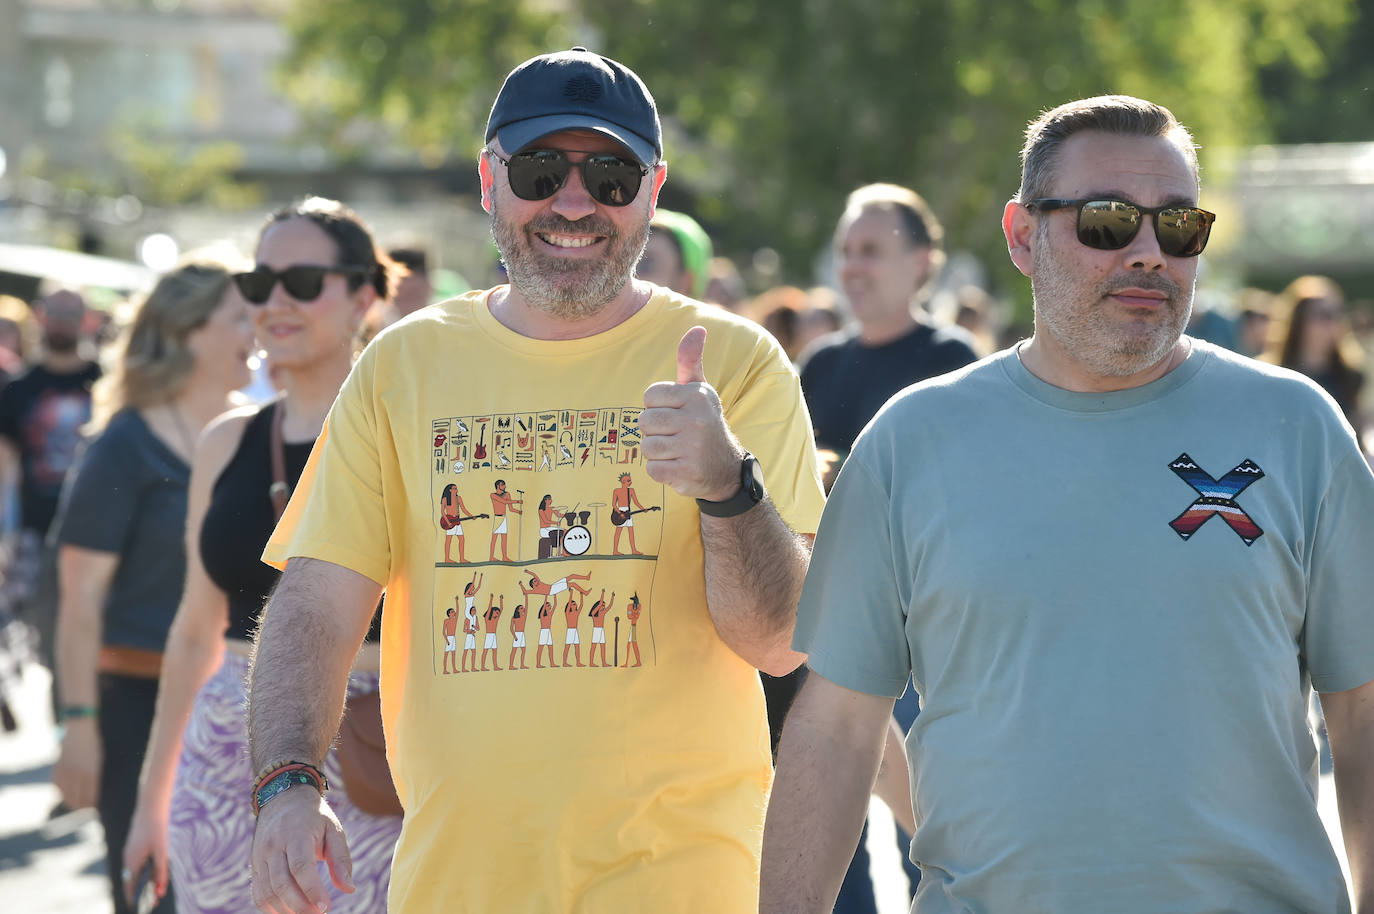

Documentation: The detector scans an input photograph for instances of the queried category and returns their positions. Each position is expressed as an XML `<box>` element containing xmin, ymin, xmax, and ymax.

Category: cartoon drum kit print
<box><xmin>555</xmin><ymin>504</ymin><xmax>599</xmax><ymax>556</ymax></box>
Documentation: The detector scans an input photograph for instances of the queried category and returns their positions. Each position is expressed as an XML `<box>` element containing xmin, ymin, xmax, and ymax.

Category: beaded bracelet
<box><xmin>251</xmin><ymin>761</ymin><xmax>328</xmax><ymax>816</ymax></box>
<box><xmin>58</xmin><ymin>704</ymin><xmax>98</xmax><ymax>721</ymax></box>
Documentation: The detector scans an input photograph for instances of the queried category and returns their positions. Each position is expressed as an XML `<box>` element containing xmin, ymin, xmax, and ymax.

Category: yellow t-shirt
<box><xmin>265</xmin><ymin>287</ymin><xmax>825</xmax><ymax>912</ymax></box>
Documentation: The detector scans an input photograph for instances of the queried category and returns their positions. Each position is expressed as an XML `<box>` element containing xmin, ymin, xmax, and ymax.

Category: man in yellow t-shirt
<box><xmin>247</xmin><ymin>48</ymin><xmax>824</xmax><ymax>913</ymax></box>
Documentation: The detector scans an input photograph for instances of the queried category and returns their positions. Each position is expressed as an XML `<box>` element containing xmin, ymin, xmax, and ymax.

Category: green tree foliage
<box><xmin>279</xmin><ymin>0</ymin><xmax>1356</xmax><ymax>295</ymax></box>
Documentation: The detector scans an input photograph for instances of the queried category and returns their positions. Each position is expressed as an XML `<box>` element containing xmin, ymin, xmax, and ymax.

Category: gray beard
<box><xmin>491</xmin><ymin>203</ymin><xmax>650</xmax><ymax>321</ymax></box>
<box><xmin>1031</xmin><ymin>235</ymin><xmax>1192</xmax><ymax>378</ymax></box>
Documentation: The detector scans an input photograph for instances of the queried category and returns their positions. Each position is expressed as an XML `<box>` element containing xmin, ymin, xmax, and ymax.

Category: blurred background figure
<box><xmin>795</xmin><ymin>286</ymin><xmax>843</xmax><ymax>358</ymax></box>
<box><xmin>0</xmin><ymin>295</ymin><xmax>33</xmax><ymax>387</ymax></box>
<box><xmin>49</xmin><ymin>259</ymin><xmax>253</xmax><ymax>914</ymax></box>
<box><xmin>703</xmin><ymin>255</ymin><xmax>747</xmax><ymax>314</ymax></box>
<box><xmin>1265</xmin><ymin>275</ymin><xmax>1366</xmax><ymax>441</ymax></box>
<box><xmin>748</xmin><ymin>285</ymin><xmax>810</xmax><ymax>361</ymax></box>
<box><xmin>943</xmin><ymin>284</ymin><xmax>1002</xmax><ymax>357</ymax></box>
<box><xmin>638</xmin><ymin>208</ymin><xmax>713</xmax><ymax>298</ymax></box>
<box><xmin>1233</xmin><ymin>288</ymin><xmax>1277</xmax><ymax>359</ymax></box>
<box><xmin>795</xmin><ymin>184</ymin><xmax>980</xmax><ymax>914</ymax></box>
<box><xmin>1186</xmin><ymin>288</ymin><xmax>1239</xmax><ymax>351</ymax></box>
<box><xmin>360</xmin><ymin>244</ymin><xmax>428</xmax><ymax>344</ymax></box>
<box><xmin>799</xmin><ymin>183</ymin><xmax>977</xmax><ymax>478</ymax></box>
<box><xmin>123</xmin><ymin>198</ymin><xmax>400</xmax><ymax>913</ymax></box>
<box><xmin>0</xmin><ymin>288</ymin><xmax>101</xmax><ymax>707</ymax></box>
<box><xmin>388</xmin><ymin>246</ymin><xmax>433</xmax><ymax>317</ymax></box>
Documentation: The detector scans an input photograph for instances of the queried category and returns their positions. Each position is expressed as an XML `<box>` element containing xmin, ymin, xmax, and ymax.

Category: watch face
<box><xmin>743</xmin><ymin>456</ymin><xmax>765</xmax><ymax>500</ymax></box>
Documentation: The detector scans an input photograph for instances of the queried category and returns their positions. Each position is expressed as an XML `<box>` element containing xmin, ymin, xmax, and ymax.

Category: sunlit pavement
<box><xmin>0</xmin><ymin>663</ymin><xmax>1354</xmax><ymax>914</ymax></box>
<box><xmin>0</xmin><ymin>664</ymin><xmax>112</xmax><ymax>914</ymax></box>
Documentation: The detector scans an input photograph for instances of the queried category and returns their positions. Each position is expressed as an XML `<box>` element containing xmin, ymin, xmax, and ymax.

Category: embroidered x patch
<box><xmin>1168</xmin><ymin>453</ymin><xmax>1264</xmax><ymax>546</ymax></box>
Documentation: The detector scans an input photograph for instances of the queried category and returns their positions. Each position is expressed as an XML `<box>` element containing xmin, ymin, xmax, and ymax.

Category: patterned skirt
<box><xmin>168</xmin><ymin>650</ymin><xmax>401</xmax><ymax>914</ymax></box>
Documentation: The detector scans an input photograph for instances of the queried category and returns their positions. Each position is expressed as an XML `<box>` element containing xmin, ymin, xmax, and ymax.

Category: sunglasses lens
<box><xmin>233</xmin><ymin>269</ymin><xmax>276</xmax><ymax>304</ymax></box>
<box><xmin>583</xmin><ymin>156</ymin><xmax>643</xmax><ymax>206</ymax></box>
<box><xmin>1156</xmin><ymin>208</ymin><xmax>1212</xmax><ymax>257</ymax></box>
<box><xmin>508</xmin><ymin>151</ymin><xmax>570</xmax><ymax>201</ymax></box>
<box><xmin>1077</xmin><ymin>200</ymin><xmax>1141</xmax><ymax>250</ymax></box>
<box><xmin>279</xmin><ymin>267</ymin><xmax>328</xmax><ymax>301</ymax></box>
<box><xmin>504</xmin><ymin>151</ymin><xmax>643</xmax><ymax>206</ymax></box>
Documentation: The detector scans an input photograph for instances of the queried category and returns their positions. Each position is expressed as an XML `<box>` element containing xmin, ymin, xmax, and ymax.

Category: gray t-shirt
<box><xmin>54</xmin><ymin>409</ymin><xmax>189</xmax><ymax>653</ymax></box>
<box><xmin>795</xmin><ymin>341</ymin><xmax>1374</xmax><ymax>914</ymax></box>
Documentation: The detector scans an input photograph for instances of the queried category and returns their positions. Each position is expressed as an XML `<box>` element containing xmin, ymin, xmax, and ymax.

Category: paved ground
<box><xmin>0</xmin><ymin>662</ymin><xmax>1354</xmax><ymax>913</ymax></box>
<box><xmin>0</xmin><ymin>664</ymin><xmax>112</xmax><ymax>914</ymax></box>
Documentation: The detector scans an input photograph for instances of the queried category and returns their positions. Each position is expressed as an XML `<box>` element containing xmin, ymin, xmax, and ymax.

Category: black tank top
<box><xmin>201</xmin><ymin>402</ymin><xmax>382</xmax><ymax>642</ymax></box>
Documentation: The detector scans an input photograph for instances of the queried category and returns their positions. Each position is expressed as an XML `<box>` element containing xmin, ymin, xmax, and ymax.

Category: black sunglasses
<box><xmin>490</xmin><ymin>149</ymin><xmax>649</xmax><ymax>207</ymax></box>
<box><xmin>232</xmin><ymin>264</ymin><xmax>371</xmax><ymax>305</ymax></box>
<box><xmin>1027</xmin><ymin>198</ymin><xmax>1216</xmax><ymax>258</ymax></box>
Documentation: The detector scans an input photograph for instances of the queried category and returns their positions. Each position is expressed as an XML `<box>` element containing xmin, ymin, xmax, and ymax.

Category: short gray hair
<box><xmin>1016</xmin><ymin>96</ymin><xmax>1198</xmax><ymax>202</ymax></box>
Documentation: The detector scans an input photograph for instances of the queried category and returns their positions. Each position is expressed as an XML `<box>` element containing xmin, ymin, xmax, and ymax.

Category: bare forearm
<box><xmin>700</xmin><ymin>503</ymin><xmax>810</xmax><ymax>676</ymax></box>
<box><xmin>761</xmin><ymin>675</ymin><xmax>892</xmax><ymax>913</ymax></box>
<box><xmin>874</xmin><ymin>716</ymin><xmax>917</xmax><ymax>836</ymax></box>
<box><xmin>1324</xmin><ymin>684</ymin><xmax>1374</xmax><ymax>912</ymax></box>
<box><xmin>1336</xmin><ymin>771</ymin><xmax>1374</xmax><ymax>914</ymax></box>
<box><xmin>247</xmin><ymin>557</ymin><xmax>379</xmax><ymax>771</ymax></box>
<box><xmin>55</xmin><ymin>596</ymin><xmax>104</xmax><ymax>708</ymax></box>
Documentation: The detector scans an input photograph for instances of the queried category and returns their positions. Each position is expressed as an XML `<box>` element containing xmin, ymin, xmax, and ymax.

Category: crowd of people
<box><xmin>0</xmin><ymin>46</ymin><xmax>1371</xmax><ymax>914</ymax></box>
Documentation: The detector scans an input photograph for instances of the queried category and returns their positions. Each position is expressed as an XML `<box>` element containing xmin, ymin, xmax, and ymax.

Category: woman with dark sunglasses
<box><xmin>49</xmin><ymin>258</ymin><xmax>253</xmax><ymax>914</ymax></box>
<box><xmin>123</xmin><ymin>198</ymin><xmax>402</xmax><ymax>914</ymax></box>
<box><xmin>1265</xmin><ymin>275</ymin><xmax>1366</xmax><ymax>443</ymax></box>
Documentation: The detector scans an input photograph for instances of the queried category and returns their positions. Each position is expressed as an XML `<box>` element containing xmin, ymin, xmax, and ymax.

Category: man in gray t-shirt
<box><xmin>761</xmin><ymin>96</ymin><xmax>1374</xmax><ymax>914</ymax></box>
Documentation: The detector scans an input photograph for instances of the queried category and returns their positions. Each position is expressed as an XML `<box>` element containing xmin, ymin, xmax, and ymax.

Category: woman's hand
<box><xmin>122</xmin><ymin>792</ymin><xmax>172</xmax><ymax>908</ymax></box>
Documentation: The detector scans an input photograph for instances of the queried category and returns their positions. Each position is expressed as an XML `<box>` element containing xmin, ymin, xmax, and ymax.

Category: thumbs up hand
<box><xmin>640</xmin><ymin>326</ymin><xmax>745</xmax><ymax>500</ymax></box>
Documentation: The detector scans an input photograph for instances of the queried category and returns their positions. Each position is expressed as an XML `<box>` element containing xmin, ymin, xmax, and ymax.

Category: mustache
<box><xmin>1102</xmin><ymin>274</ymin><xmax>1180</xmax><ymax>298</ymax></box>
<box><xmin>525</xmin><ymin>216</ymin><xmax>617</xmax><ymax>239</ymax></box>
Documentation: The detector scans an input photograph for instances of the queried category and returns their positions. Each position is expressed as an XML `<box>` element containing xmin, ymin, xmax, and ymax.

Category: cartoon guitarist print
<box><xmin>439</xmin><ymin>483</ymin><xmax>489</xmax><ymax>564</ymax></box>
<box><xmin>610</xmin><ymin>472</ymin><xmax>659</xmax><ymax>556</ymax></box>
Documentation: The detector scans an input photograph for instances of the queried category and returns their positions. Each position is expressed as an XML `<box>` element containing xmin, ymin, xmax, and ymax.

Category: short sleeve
<box><xmin>793</xmin><ymin>451</ymin><xmax>912</xmax><ymax>697</ymax></box>
<box><xmin>724</xmin><ymin>364</ymin><xmax>825</xmax><ymax>536</ymax></box>
<box><xmin>263</xmin><ymin>347</ymin><xmax>390</xmax><ymax>584</ymax></box>
<box><xmin>53</xmin><ymin>423</ymin><xmax>142</xmax><ymax>554</ymax></box>
<box><xmin>1303</xmin><ymin>451</ymin><xmax>1374</xmax><ymax>693</ymax></box>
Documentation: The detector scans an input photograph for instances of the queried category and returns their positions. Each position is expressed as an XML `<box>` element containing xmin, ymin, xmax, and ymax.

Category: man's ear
<box><xmin>645</xmin><ymin>162</ymin><xmax>669</xmax><ymax>220</ymax></box>
<box><xmin>1003</xmin><ymin>199</ymin><xmax>1036</xmax><ymax>278</ymax></box>
<box><xmin>479</xmin><ymin>152</ymin><xmax>496</xmax><ymax>214</ymax></box>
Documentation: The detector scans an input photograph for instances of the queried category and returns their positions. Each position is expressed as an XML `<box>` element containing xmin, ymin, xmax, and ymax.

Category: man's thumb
<box><xmin>676</xmin><ymin>326</ymin><xmax>707</xmax><ymax>385</ymax></box>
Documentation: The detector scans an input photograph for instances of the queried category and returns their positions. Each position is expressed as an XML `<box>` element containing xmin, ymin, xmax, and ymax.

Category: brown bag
<box><xmin>269</xmin><ymin>402</ymin><xmax>401</xmax><ymax>818</ymax></box>
<box><xmin>336</xmin><ymin>690</ymin><xmax>403</xmax><ymax>817</ymax></box>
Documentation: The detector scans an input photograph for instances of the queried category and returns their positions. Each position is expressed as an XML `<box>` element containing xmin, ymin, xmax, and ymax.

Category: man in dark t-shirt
<box><xmin>792</xmin><ymin>185</ymin><xmax>978</xmax><ymax>914</ymax></box>
<box><xmin>799</xmin><ymin>183</ymin><xmax>978</xmax><ymax>464</ymax></box>
<box><xmin>0</xmin><ymin>289</ymin><xmax>100</xmax><ymax>678</ymax></box>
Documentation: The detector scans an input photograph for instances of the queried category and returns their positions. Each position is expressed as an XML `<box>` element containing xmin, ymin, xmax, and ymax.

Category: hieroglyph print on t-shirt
<box><xmin>430</xmin><ymin>406</ymin><xmax>663</xmax><ymax>676</ymax></box>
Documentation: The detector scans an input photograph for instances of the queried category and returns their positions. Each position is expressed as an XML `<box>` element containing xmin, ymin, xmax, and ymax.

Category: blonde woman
<box><xmin>50</xmin><ymin>260</ymin><xmax>254</xmax><ymax>914</ymax></box>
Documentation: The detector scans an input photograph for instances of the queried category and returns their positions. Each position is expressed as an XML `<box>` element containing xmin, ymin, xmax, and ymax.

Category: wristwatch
<box><xmin>696</xmin><ymin>452</ymin><xmax>765</xmax><ymax>518</ymax></box>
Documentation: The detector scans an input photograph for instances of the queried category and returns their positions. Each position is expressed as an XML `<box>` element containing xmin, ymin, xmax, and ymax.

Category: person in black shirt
<box><xmin>50</xmin><ymin>260</ymin><xmax>253</xmax><ymax>914</ymax></box>
<box><xmin>794</xmin><ymin>184</ymin><xmax>978</xmax><ymax>914</ymax></box>
<box><xmin>799</xmin><ymin>184</ymin><xmax>979</xmax><ymax>473</ymax></box>
<box><xmin>0</xmin><ymin>288</ymin><xmax>100</xmax><ymax>682</ymax></box>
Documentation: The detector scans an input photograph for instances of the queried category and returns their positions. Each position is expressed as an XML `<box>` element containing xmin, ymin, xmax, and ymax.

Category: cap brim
<box><xmin>494</xmin><ymin>115</ymin><xmax>658</xmax><ymax>166</ymax></box>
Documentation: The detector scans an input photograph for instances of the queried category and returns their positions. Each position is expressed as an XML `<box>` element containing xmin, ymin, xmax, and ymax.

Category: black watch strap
<box><xmin>696</xmin><ymin>453</ymin><xmax>765</xmax><ymax>518</ymax></box>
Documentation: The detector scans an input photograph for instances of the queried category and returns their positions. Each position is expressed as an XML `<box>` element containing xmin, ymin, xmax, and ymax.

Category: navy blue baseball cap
<box><xmin>485</xmin><ymin>48</ymin><xmax>662</xmax><ymax>167</ymax></box>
